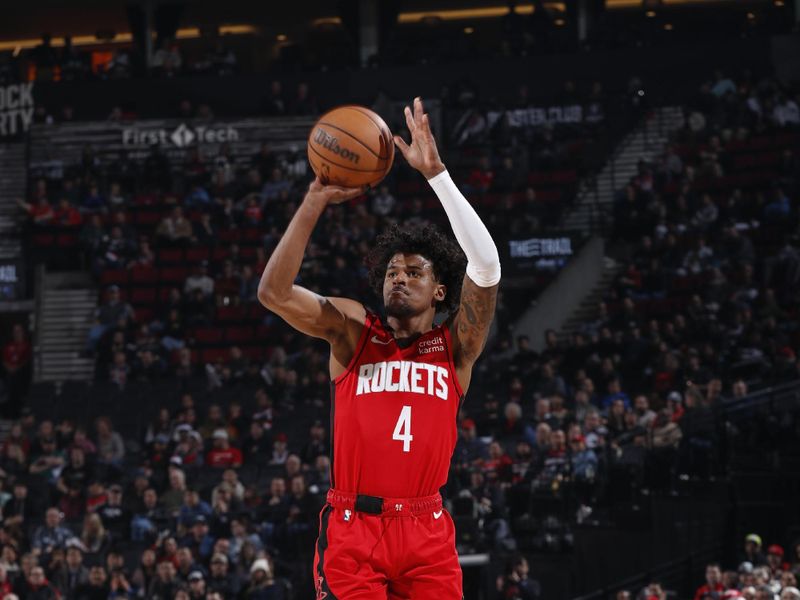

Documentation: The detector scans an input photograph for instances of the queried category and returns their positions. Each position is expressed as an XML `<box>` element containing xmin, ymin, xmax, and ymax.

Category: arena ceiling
<box><xmin>0</xmin><ymin>0</ymin><xmax>781</xmax><ymax>47</ymax></box>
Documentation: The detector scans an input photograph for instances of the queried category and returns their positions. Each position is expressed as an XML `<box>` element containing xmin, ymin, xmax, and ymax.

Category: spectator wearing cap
<box><xmin>739</xmin><ymin>562</ymin><xmax>756</xmax><ymax>588</ymax></box>
<box><xmin>782</xmin><ymin>587</ymin><xmax>800</xmax><ymax>600</ymax></box>
<box><xmin>766</xmin><ymin>545</ymin><xmax>787</xmax><ymax>576</ymax></box>
<box><xmin>186</xmin><ymin>569</ymin><xmax>206</xmax><ymax>599</ymax></box>
<box><xmin>454</xmin><ymin>418</ymin><xmax>488</xmax><ymax>469</ymax></box>
<box><xmin>242</xmin><ymin>557</ymin><xmax>283</xmax><ymax>600</ymax></box>
<box><xmin>694</xmin><ymin>563</ymin><xmax>725</xmax><ymax>600</ymax></box>
<box><xmin>181</xmin><ymin>515</ymin><xmax>215</xmax><ymax>562</ymax></box>
<box><xmin>741</xmin><ymin>534</ymin><xmax>768</xmax><ymax>567</ymax></box>
<box><xmin>53</xmin><ymin>543</ymin><xmax>89</xmax><ymax>598</ymax></box>
<box><xmin>206</xmin><ymin>429</ymin><xmax>242</xmax><ymax>469</ymax></box>
<box><xmin>569</xmin><ymin>434</ymin><xmax>598</xmax><ymax>482</ymax></box>
<box><xmin>32</xmin><ymin>508</ymin><xmax>74</xmax><ymax>556</ymax></box>
<box><xmin>178</xmin><ymin>489</ymin><xmax>212</xmax><ymax>529</ymax></box>
<box><xmin>97</xmin><ymin>483</ymin><xmax>130</xmax><ymax>541</ymax></box>
<box><xmin>207</xmin><ymin>552</ymin><xmax>240</xmax><ymax>598</ymax></box>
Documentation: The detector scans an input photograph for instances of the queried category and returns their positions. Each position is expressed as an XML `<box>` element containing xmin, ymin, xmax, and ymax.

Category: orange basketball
<box><xmin>307</xmin><ymin>105</ymin><xmax>394</xmax><ymax>188</ymax></box>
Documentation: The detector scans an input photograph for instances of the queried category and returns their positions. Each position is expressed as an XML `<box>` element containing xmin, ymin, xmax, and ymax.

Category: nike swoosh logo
<box><xmin>433</xmin><ymin>510</ymin><xmax>443</xmax><ymax>520</ymax></box>
<box><xmin>371</xmin><ymin>335</ymin><xmax>391</xmax><ymax>345</ymax></box>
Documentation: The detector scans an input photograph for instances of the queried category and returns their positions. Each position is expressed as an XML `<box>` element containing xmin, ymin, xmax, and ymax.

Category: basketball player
<box><xmin>258</xmin><ymin>97</ymin><xmax>500</xmax><ymax>599</ymax></box>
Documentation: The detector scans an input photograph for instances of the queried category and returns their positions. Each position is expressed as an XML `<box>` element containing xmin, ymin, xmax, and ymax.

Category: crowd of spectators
<box><xmin>687</xmin><ymin>536</ymin><xmax>800</xmax><ymax>600</ymax></box>
<box><xmin>11</xmin><ymin>67</ymin><xmax>800</xmax><ymax>599</ymax></box>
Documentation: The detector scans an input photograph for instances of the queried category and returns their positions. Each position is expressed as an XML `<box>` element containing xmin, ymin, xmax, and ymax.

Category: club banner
<box><xmin>0</xmin><ymin>83</ymin><xmax>35</xmax><ymax>138</ymax></box>
<box><xmin>502</xmin><ymin>234</ymin><xmax>580</xmax><ymax>276</ymax></box>
<box><xmin>487</xmin><ymin>103</ymin><xmax>604</xmax><ymax>129</ymax></box>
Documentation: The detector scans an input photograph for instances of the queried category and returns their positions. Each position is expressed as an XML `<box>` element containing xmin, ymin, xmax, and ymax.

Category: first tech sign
<box><xmin>121</xmin><ymin>123</ymin><xmax>240</xmax><ymax>148</ymax></box>
<box><xmin>0</xmin><ymin>83</ymin><xmax>34</xmax><ymax>137</ymax></box>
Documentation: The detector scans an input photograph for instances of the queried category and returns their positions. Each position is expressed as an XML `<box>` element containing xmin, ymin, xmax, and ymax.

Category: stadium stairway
<box><xmin>561</xmin><ymin>106</ymin><xmax>685</xmax><ymax>234</ymax></box>
<box><xmin>0</xmin><ymin>143</ymin><xmax>26</xmax><ymax>259</ymax></box>
<box><xmin>556</xmin><ymin>256</ymin><xmax>620</xmax><ymax>345</ymax></box>
<box><xmin>35</xmin><ymin>269</ymin><xmax>97</xmax><ymax>382</ymax></box>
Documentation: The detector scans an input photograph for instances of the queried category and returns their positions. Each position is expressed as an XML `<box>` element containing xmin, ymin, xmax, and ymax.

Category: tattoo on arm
<box><xmin>454</xmin><ymin>276</ymin><xmax>498</xmax><ymax>363</ymax></box>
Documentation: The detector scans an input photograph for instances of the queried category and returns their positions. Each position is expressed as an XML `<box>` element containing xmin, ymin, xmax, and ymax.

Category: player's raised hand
<box><xmin>306</xmin><ymin>177</ymin><xmax>365</xmax><ymax>205</ymax></box>
<box><xmin>394</xmin><ymin>97</ymin><xmax>446</xmax><ymax>180</ymax></box>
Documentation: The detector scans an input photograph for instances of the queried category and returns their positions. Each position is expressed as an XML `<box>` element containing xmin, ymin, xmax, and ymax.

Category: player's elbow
<box><xmin>257</xmin><ymin>282</ymin><xmax>288</xmax><ymax>310</ymax></box>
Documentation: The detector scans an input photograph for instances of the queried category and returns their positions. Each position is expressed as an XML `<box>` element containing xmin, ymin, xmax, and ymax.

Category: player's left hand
<box><xmin>394</xmin><ymin>97</ymin><xmax>446</xmax><ymax>180</ymax></box>
<box><xmin>307</xmin><ymin>178</ymin><xmax>366</xmax><ymax>206</ymax></box>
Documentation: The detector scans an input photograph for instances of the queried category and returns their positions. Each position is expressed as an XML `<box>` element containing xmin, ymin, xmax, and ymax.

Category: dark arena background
<box><xmin>0</xmin><ymin>1</ymin><xmax>799</xmax><ymax>598</ymax></box>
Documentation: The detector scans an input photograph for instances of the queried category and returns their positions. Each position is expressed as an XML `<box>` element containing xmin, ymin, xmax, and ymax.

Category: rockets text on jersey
<box><xmin>329</xmin><ymin>312</ymin><xmax>464</xmax><ymax>499</ymax></box>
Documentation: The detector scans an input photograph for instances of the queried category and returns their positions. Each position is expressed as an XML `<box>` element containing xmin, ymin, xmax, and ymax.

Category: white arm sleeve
<box><xmin>427</xmin><ymin>170</ymin><xmax>501</xmax><ymax>288</ymax></box>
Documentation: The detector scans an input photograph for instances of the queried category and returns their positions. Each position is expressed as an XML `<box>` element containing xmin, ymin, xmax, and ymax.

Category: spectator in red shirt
<box><xmin>2</xmin><ymin>324</ymin><xmax>32</xmax><ymax>417</ymax></box>
<box><xmin>206</xmin><ymin>429</ymin><xmax>242</xmax><ymax>468</ymax></box>
<box><xmin>16</xmin><ymin>196</ymin><xmax>54</xmax><ymax>225</ymax></box>
<box><xmin>52</xmin><ymin>198</ymin><xmax>83</xmax><ymax>227</ymax></box>
<box><xmin>694</xmin><ymin>563</ymin><xmax>724</xmax><ymax>600</ymax></box>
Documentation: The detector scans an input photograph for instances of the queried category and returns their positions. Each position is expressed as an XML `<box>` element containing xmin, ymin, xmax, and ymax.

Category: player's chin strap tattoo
<box><xmin>427</xmin><ymin>170</ymin><xmax>501</xmax><ymax>288</ymax></box>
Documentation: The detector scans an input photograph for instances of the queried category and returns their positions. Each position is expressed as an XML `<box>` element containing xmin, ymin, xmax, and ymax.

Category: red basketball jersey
<box><xmin>330</xmin><ymin>312</ymin><xmax>464</xmax><ymax>498</ymax></box>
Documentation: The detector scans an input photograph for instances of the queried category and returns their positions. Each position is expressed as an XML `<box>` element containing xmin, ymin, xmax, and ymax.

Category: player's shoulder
<box><xmin>326</xmin><ymin>297</ymin><xmax>368</xmax><ymax>323</ymax></box>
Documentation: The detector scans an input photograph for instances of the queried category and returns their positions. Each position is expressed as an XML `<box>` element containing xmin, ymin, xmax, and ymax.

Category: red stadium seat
<box><xmin>130</xmin><ymin>266</ymin><xmax>158</xmax><ymax>284</ymax></box>
<box><xmin>185</xmin><ymin>247</ymin><xmax>210</xmax><ymax>263</ymax></box>
<box><xmin>130</xmin><ymin>288</ymin><xmax>157</xmax><ymax>305</ymax></box>
<box><xmin>242</xmin><ymin>228</ymin><xmax>261</xmax><ymax>243</ymax></box>
<box><xmin>201</xmin><ymin>348</ymin><xmax>228</xmax><ymax>363</ymax></box>
<box><xmin>56</xmin><ymin>233</ymin><xmax>78</xmax><ymax>247</ymax></box>
<box><xmin>33</xmin><ymin>234</ymin><xmax>55</xmax><ymax>246</ymax></box>
<box><xmin>212</xmin><ymin>247</ymin><xmax>230</xmax><ymax>262</ymax></box>
<box><xmin>159</xmin><ymin>267</ymin><xmax>188</xmax><ymax>284</ymax></box>
<box><xmin>158</xmin><ymin>248</ymin><xmax>184</xmax><ymax>264</ymax></box>
<box><xmin>225</xmin><ymin>327</ymin><xmax>254</xmax><ymax>344</ymax></box>
<box><xmin>193</xmin><ymin>327</ymin><xmax>224</xmax><ymax>345</ymax></box>
<box><xmin>241</xmin><ymin>346</ymin><xmax>263</xmax><ymax>361</ymax></box>
<box><xmin>218</xmin><ymin>230</ymin><xmax>239</xmax><ymax>243</ymax></box>
<box><xmin>133</xmin><ymin>210</ymin><xmax>160</xmax><ymax>226</ymax></box>
<box><xmin>216</xmin><ymin>306</ymin><xmax>248</xmax><ymax>322</ymax></box>
<box><xmin>135</xmin><ymin>307</ymin><xmax>153</xmax><ymax>322</ymax></box>
<box><xmin>100</xmin><ymin>269</ymin><xmax>129</xmax><ymax>286</ymax></box>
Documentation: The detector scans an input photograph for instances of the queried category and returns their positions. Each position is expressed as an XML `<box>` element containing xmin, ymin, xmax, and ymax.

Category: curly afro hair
<box><xmin>366</xmin><ymin>223</ymin><xmax>466</xmax><ymax>314</ymax></box>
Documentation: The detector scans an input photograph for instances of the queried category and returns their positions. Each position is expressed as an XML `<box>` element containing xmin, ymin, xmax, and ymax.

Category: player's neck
<box><xmin>385</xmin><ymin>311</ymin><xmax>435</xmax><ymax>341</ymax></box>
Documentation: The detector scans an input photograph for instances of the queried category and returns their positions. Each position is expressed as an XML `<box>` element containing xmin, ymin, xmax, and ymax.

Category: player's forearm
<box><xmin>257</xmin><ymin>195</ymin><xmax>326</xmax><ymax>306</ymax></box>
<box><xmin>428</xmin><ymin>170</ymin><xmax>501</xmax><ymax>287</ymax></box>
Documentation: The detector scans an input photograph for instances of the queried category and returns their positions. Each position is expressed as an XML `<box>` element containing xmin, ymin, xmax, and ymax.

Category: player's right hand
<box><xmin>307</xmin><ymin>177</ymin><xmax>366</xmax><ymax>206</ymax></box>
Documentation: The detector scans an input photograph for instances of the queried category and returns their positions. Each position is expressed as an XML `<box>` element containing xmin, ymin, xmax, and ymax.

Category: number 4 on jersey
<box><xmin>392</xmin><ymin>405</ymin><xmax>413</xmax><ymax>452</ymax></box>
